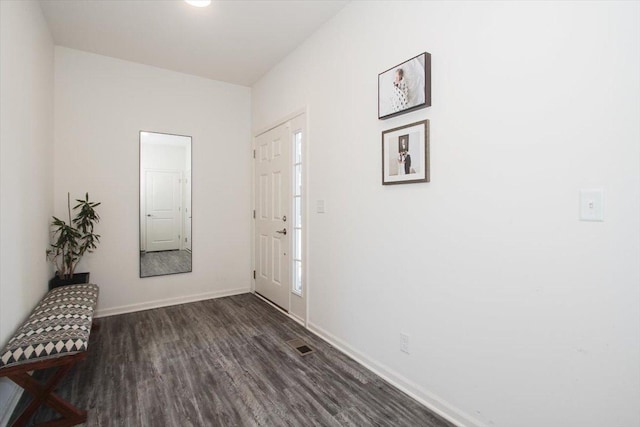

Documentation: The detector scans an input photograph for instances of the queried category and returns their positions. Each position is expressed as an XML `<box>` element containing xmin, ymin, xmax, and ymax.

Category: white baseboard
<box><xmin>94</xmin><ymin>287</ymin><xmax>251</xmax><ymax>318</ymax></box>
<box><xmin>0</xmin><ymin>379</ymin><xmax>23</xmax><ymax>427</ymax></box>
<box><xmin>307</xmin><ymin>322</ymin><xmax>485</xmax><ymax>427</ymax></box>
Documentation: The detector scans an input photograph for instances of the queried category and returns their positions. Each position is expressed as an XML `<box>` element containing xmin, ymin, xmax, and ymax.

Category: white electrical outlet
<box><xmin>579</xmin><ymin>188</ymin><xmax>604</xmax><ymax>221</ymax></box>
<box><xmin>400</xmin><ymin>333</ymin><xmax>410</xmax><ymax>354</ymax></box>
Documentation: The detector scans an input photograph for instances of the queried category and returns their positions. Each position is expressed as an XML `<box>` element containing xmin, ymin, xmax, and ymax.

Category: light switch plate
<box><xmin>316</xmin><ymin>200</ymin><xmax>325</xmax><ymax>214</ymax></box>
<box><xmin>579</xmin><ymin>189</ymin><xmax>604</xmax><ymax>221</ymax></box>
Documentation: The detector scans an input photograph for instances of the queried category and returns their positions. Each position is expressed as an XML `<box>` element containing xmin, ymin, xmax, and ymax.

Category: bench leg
<box><xmin>8</xmin><ymin>363</ymin><xmax>87</xmax><ymax>427</ymax></box>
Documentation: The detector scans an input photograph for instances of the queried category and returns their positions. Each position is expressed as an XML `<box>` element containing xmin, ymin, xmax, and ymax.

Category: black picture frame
<box><xmin>382</xmin><ymin>120</ymin><xmax>430</xmax><ymax>185</ymax></box>
<box><xmin>378</xmin><ymin>52</ymin><xmax>431</xmax><ymax>120</ymax></box>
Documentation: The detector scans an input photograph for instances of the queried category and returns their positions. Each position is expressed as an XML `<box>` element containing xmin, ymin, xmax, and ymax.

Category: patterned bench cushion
<box><xmin>0</xmin><ymin>283</ymin><xmax>99</xmax><ymax>369</ymax></box>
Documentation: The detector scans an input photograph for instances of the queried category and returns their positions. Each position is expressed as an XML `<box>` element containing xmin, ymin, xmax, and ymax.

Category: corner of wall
<box><xmin>0</xmin><ymin>0</ymin><xmax>55</xmax><ymax>422</ymax></box>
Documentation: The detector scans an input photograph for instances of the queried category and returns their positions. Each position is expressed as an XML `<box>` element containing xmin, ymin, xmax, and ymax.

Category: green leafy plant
<box><xmin>46</xmin><ymin>193</ymin><xmax>101</xmax><ymax>280</ymax></box>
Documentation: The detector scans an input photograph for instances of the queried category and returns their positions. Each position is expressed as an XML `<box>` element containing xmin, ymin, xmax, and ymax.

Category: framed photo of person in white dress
<box><xmin>382</xmin><ymin>120</ymin><xmax>429</xmax><ymax>185</ymax></box>
<box><xmin>378</xmin><ymin>52</ymin><xmax>431</xmax><ymax>120</ymax></box>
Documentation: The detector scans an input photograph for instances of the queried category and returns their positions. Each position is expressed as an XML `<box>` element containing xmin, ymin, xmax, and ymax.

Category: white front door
<box><xmin>145</xmin><ymin>170</ymin><xmax>181</xmax><ymax>252</ymax></box>
<box><xmin>255</xmin><ymin>123</ymin><xmax>290</xmax><ymax>310</ymax></box>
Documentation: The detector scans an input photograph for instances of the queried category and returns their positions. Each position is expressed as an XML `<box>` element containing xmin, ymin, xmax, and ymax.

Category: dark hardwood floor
<box><xmin>10</xmin><ymin>293</ymin><xmax>455</xmax><ymax>426</ymax></box>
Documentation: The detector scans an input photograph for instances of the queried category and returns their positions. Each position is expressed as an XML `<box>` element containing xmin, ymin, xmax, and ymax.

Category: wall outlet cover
<box><xmin>579</xmin><ymin>188</ymin><xmax>604</xmax><ymax>222</ymax></box>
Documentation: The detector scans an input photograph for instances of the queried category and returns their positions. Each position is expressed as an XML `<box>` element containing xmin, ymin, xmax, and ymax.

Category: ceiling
<box><xmin>39</xmin><ymin>0</ymin><xmax>348</xmax><ymax>86</ymax></box>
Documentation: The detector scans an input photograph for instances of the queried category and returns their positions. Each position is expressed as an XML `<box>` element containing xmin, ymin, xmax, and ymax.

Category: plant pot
<box><xmin>48</xmin><ymin>272</ymin><xmax>90</xmax><ymax>290</ymax></box>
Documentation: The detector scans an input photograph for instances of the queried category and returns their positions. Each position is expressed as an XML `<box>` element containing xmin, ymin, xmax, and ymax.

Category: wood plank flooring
<box><xmin>9</xmin><ymin>293</ymin><xmax>455</xmax><ymax>427</ymax></box>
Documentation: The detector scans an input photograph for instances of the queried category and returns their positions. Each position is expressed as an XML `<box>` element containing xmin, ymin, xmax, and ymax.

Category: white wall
<box><xmin>141</xmin><ymin>143</ymin><xmax>188</xmax><ymax>170</ymax></box>
<box><xmin>55</xmin><ymin>47</ymin><xmax>252</xmax><ymax>316</ymax></box>
<box><xmin>252</xmin><ymin>2</ymin><xmax>640</xmax><ymax>427</ymax></box>
<box><xmin>0</xmin><ymin>0</ymin><xmax>54</xmax><ymax>421</ymax></box>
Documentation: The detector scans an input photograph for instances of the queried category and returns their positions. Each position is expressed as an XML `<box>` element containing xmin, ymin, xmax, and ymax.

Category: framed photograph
<box><xmin>382</xmin><ymin>120</ymin><xmax>429</xmax><ymax>185</ymax></box>
<box><xmin>378</xmin><ymin>52</ymin><xmax>431</xmax><ymax>120</ymax></box>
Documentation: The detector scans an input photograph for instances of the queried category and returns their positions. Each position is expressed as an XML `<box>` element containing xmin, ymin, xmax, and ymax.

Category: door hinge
<box><xmin>253</xmin><ymin>150</ymin><xmax>256</xmax><ymax>159</ymax></box>
<box><xmin>253</xmin><ymin>270</ymin><xmax>256</xmax><ymax>279</ymax></box>
<box><xmin>253</xmin><ymin>209</ymin><xmax>255</xmax><ymax>219</ymax></box>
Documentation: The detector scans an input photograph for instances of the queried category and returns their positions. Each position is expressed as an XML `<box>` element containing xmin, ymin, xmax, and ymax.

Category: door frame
<box><xmin>251</xmin><ymin>108</ymin><xmax>309</xmax><ymax>327</ymax></box>
<box><xmin>184</xmin><ymin>169</ymin><xmax>192</xmax><ymax>252</ymax></box>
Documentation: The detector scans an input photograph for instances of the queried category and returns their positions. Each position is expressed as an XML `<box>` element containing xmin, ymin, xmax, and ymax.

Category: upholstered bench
<box><xmin>0</xmin><ymin>283</ymin><xmax>99</xmax><ymax>427</ymax></box>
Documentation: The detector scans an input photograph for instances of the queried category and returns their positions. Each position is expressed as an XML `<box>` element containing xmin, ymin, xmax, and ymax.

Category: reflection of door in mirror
<box><xmin>145</xmin><ymin>170</ymin><xmax>180</xmax><ymax>251</ymax></box>
<box><xmin>140</xmin><ymin>131</ymin><xmax>192</xmax><ymax>278</ymax></box>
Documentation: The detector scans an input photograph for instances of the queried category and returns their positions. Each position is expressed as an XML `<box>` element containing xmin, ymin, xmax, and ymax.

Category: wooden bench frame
<box><xmin>0</xmin><ymin>353</ymin><xmax>88</xmax><ymax>427</ymax></box>
<box><xmin>0</xmin><ymin>285</ymin><xmax>98</xmax><ymax>427</ymax></box>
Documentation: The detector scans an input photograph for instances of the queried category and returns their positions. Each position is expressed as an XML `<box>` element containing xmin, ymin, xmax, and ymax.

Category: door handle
<box><xmin>146</xmin><ymin>214</ymin><xmax>153</xmax><ymax>217</ymax></box>
<box><xmin>276</xmin><ymin>228</ymin><xmax>287</xmax><ymax>235</ymax></box>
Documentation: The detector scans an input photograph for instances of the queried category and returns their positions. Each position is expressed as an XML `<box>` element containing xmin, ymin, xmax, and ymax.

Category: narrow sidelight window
<box><xmin>292</xmin><ymin>130</ymin><xmax>303</xmax><ymax>295</ymax></box>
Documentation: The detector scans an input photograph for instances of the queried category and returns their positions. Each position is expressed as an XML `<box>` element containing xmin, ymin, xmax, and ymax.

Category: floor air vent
<box><xmin>287</xmin><ymin>338</ymin><xmax>315</xmax><ymax>356</ymax></box>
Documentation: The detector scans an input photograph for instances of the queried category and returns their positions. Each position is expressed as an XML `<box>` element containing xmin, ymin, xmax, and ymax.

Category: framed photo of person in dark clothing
<box><xmin>398</xmin><ymin>135</ymin><xmax>409</xmax><ymax>153</ymax></box>
<box><xmin>378</xmin><ymin>52</ymin><xmax>431</xmax><ymax>120</ymax></box>
<box><xmin>382</xmin><ymin>120</ymin><xmax>429</xmax><ymax>185</ymax></box>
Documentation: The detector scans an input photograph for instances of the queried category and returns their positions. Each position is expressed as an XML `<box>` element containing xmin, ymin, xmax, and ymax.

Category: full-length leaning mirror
<box><xmin>139</xmin><ymin>131</ymin><xmax>192</xmax><ymax>278</ymax></box>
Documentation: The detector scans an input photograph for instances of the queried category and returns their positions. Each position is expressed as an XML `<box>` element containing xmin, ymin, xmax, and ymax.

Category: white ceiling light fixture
<box><xmin>184</xmin><ymin>0</ymin><xmax>211</xmax><ymax>7</ymax></box>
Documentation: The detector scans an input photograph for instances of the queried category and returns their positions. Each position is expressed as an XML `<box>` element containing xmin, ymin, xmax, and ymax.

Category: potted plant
<box><xmin>47</xmin><ymin>192</ymin><xmax>101</xmax><ymax>289</ymax></box>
